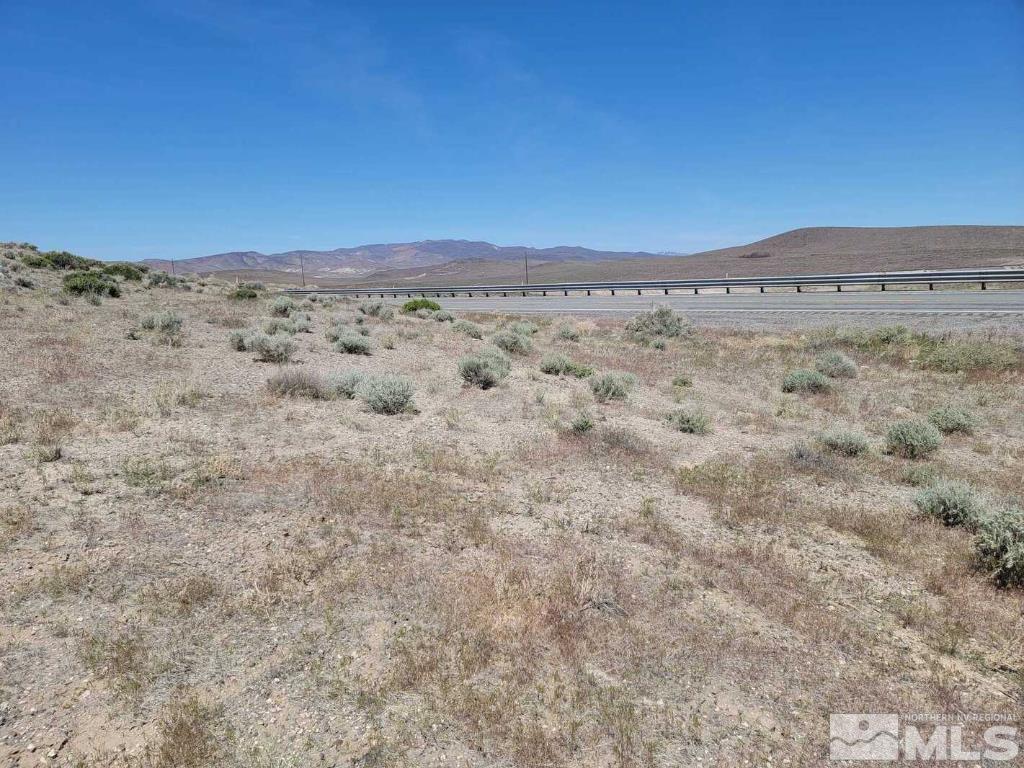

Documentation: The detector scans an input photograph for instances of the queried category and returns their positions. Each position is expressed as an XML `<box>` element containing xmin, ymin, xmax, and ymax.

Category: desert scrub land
<box><xmin>1</xmin><ymin>247</ymin><xmax>1023</xmax><ymax>767</ymax></box>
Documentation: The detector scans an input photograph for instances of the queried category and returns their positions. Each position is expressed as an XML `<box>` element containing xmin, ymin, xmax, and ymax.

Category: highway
<box><xmin>404</xmin><ymin>288</ymin><xmax>1024</xmax><ymax>329</ymax></box>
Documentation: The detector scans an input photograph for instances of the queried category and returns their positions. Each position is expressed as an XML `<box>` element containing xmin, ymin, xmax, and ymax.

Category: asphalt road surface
<box><xmin>402</xmin><ymin>288</ymin><xmax>1024</xmax><ymax>331</ymax></box>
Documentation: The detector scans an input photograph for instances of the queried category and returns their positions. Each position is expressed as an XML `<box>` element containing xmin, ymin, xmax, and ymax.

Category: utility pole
<box><xmin>523</xmin><ymin>248</ymin><xmax>530</xmax><ymax>285</ymax></box>
<box><xmin>170</xmin><ymin>258</ymin><xmax>175</xmax><ymax>276</ymax></box>
<box><xmin>299</xmin><ymin>252</ymin><xmax>305</xmax><ymax>288</ymax></box>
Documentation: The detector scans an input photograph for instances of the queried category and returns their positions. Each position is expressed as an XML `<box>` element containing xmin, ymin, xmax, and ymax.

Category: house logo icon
<box><xmin>830</xmin><ymin>714</ymin><xmax>900</xmax><ymax>760</ymax></box>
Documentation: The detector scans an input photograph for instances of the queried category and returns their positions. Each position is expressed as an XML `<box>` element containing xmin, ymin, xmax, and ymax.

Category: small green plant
<box><xmin>927</xmin><ymin>405</ymin><xmax>978</xmax><ymax>435</ymax></box>
<box><xmin>458</xmin><ymin>348</ymin><xmax>511</xmax><ymax>389</ymax></box>
<box><xmin>666</xmin><ymin>405</ymin><xmax>711</xmax><ymax>434</ymax></box>
<box><xmin>814</xmin><ymin>350</ymin><xmax>857</xmax><ymax>379</ymax></box>
<box><xmin>557</xmin><ymin>324</ymin><xmax>581</xmax><ymax>342</ymax></box>
<box><xmin>270</xmin><ymin>295</ymin><xmax>297</xmax><ymax>317</ymax></box>
<box><xmin>781</xmin><ymin>369</ymin><xmax>830</xmax><ymax>394</ymax></box>
<box><xmin>452</xmin><ymin>319</ymin><xmax>483</xmax><ymax>339</ymax></box>
<box><xmin>402</xmin><ymin>298</ymin><xmax>441</xmax><ymax>313</ymax></box>
<box><xmin>539</xmin><ymin>354</ymin><xmax>592</xmax><ymax>378</ymax></box>
<box><xmin>327</xmin><ymin>371</ymin><xmax>365</xmax><ymax>399</ymax></box>
<box><xmin>625</xmin><ymin>305</ymin><xmax>691</xmax><ymax>342</ymax></box>
<box><xmin>357</xmin><ymin>374</ymin><xmax>414</xmax><ymax>415</ymax></box>
<box><xmin>914</xmin><ymin>481</ymin><xmax>987</xmax><ymax>528</ymax></box>
<box><xmin>334</xmin><ymin>334</ymin><xmax>372</xmax><ymax>355</ymax></box>
<box><xmin>63</xmin><ymin>271</ymin><xmax>121</xmax><ymax>297</ymax></box>
<box><xmin>433</xmin><ymin>310</ymin><xmax>455</xmax><ymax>323</ymax></box>
<box><xmin>248</xmin><ymin>332</ymin><xmax>296</xmax><ymax>363</ymax></box>
<box><xmin>569</xmin><ymin>410</ymin><xmax>594</xmax><ymax>435</ymax></box>
<box><xmin>589</xmin><ymin>372</ymin><xmax>637</xmax><ymax>403</ymax></box>
<box><xmin>885</xmin><ymin>420</ymin><xmax>942</xmax><ymax>459</ymax></box>
<box><xmin>493</xmin><ymin>330</ymin><xmax>532</xmax><ymax>355</ymax></box>
<box><xmin>974</xmin><ymin>505</ymin><xmax>1024</xmax><ymax>587</ymax></box>
<box><xmin>818</xmin><ymin>427</ymin><xmax>870</xmax><ymax>456</ymax></box>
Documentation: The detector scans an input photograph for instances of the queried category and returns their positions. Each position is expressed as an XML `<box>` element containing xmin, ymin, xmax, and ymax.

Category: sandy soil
<box><xmin>1</xmin><ymin>261</ymin><xmax>1022</xmax><ymax>767</ymax></box>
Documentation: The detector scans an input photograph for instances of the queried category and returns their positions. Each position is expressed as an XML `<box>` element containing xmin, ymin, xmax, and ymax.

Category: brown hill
<box><xmin>277</xmin><ymin>225</ymin><xmax>1024</xmax><ymax>288</ymax></box>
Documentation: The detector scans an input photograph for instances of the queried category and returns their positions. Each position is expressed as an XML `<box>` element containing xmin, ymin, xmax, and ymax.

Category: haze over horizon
<box><xmin>2</xmin><ymin>0</ymin><xmax>1022</xmax><ymax>260</ymax></box>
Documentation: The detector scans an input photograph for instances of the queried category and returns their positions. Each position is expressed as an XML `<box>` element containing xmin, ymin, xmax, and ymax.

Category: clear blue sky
<box><xmin>2</xmin><ymin>0</ymin><xmax>1022</xmax><ymax>260</ymax></box>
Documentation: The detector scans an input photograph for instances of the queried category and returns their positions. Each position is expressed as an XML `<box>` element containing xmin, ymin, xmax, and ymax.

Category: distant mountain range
<box><xmin>140</xmin><ymin>226</ymin><xmax>1024</xmax><ymax>286</ymax></box>
<box><xmin>141</xmin><ymin>240</ymin><xmax>663</xmax><ymax>277</ymax></box>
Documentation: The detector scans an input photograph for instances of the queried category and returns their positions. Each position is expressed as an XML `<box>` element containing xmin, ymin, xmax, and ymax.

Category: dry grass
<box><xmin>1</xmin><ymin>266</ymin><xmax>1022</xmax><ymax>767</ymax></box>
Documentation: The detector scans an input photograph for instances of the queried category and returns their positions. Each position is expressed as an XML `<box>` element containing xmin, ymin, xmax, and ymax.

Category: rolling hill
<box><xmin>143</xmin><ymin>226</ymin><xmax>1024</xmax><ymax>287</ymax></box>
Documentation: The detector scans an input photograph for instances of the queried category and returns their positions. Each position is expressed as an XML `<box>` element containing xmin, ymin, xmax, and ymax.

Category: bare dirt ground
<box><xmin>2</xmin><ymin>257</ymin><xmax>1023</xmax><ymax>767</ymax></box>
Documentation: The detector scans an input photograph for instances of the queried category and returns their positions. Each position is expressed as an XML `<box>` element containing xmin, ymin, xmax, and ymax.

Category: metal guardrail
<box><xmin>283</xmin><ymin>267</ymin><xmax>1024</xmax><ymax>298</ymax></box>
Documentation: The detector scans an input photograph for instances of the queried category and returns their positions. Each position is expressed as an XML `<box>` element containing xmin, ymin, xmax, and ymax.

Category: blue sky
<box><xmin>2</xmin><ymin>0</ymin><xmax>1022</xmax><ymax>260</ymax></box>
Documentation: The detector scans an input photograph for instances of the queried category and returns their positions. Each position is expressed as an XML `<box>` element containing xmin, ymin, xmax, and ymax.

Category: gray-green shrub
<box><xmin>819</xmin><ymin>427</ymin><xmax>870</xmax><ymax>456</ymax></box>
<box><xmin>539</xmin><ymin>354</ymin><xmax>592</xmax><ymax>378</ymax></box>
<box><xmin>557</xmin><ymin>324</ymin><xmax>581</xmax><ymax>342</ymax></box>
<box><xmin>974</xmin><ymin>506</ymin><xmax>1024</xmax><ymax>587</ymax></box>
<box><xmin>249</xmin><ymin>332</ymin><xmax>296</xmax><ymax>363</ymax></box>
<box><xmin>458</xmin><ymin>348</ymin><xmax>511</xmax><ymax>389</ymax></box>
<box><xmin>267</xmin><ymin>369</ymin><xmax>327</xmax><ymax>399</ymax></box>
<box><xmin>140</xmin><ymin>311</ymin><xmax>183</xmax><ymax>333</ymax></box>
<box><xmin>625</xmin><ymin>306</ymin><xmax>691</xmax><ymax>341</ymax></box>
<box><xmin>815</xmin><ymin>351</ymin><xmax>857</xmax><ymax>379</ymax></box>
<box><xmin>359</xmin><ymin>300</ymin><xmax>394</xmax><ymax>319</ymax></box>
<box><xmin>414</xmin><ymin>308</ymin><xmax>434</xmax><ymax>319</ymax></box>
<box><xmin>885</xmin><ymin>420</ymin><xmax>942</xmax><ymax>459</ymax></box>
<box><xmin>914</xmin><ymin>481</ymin><xmax>987</xmax><ymax>528</ymax></box>
<box><xmin>510</xmin><ymin>321</ymin><xmax>539</xmax><ymax>336</ymax></box>
<box><xmin>326</xmin><ymin>371</ymin><xmax>365</xmax><ymax>399</ymax></box>
<box><xmin>357</xmin><ymin>374</ymin><xmax>414</xmax><ymax>415</ymax></box>
<box><xmin>334</xmin><ymin>334</ymin><xmax>372</xmax><ymax>355</ymax></box>
<box><xmin>452</xmin><ymin>319</ymin><xmax>483</xmax><ymax>339</ymax></box>
<box><xmin>262</xmin><ymin>318</ymin><xmax>297</xmax><ymax>335</ymax></box>
<box><xmin>271</xmin><ymin>295</ymin><xmax>296</xmax><ymax>317</ymax></box>
<box><xmin>927</xmin><ymin>405</ymin><xmax>978</xmax><ymax>435</ymax></box>
<box><xmin>433</xmin><ymin>310</ymin><xmax>455</xmax><ymax>323</ymax></box>
<box><xmin>666</xmin><ymin>406</ymin><xmax>711</xmax><ymax>435</ymax></box>
<box><xmin>589</xmin><ymin>372</ymin><xmax>637</xmax><ymax>402</ymax></box>
<box><xmin>493</xmin><ymin>330</ymin><xmax>532</xmax><ymax>355</ymax></box>
<box><xmin>782</xmin><ymin>369</ymin><xmax>831</xmax><ymax>394</ymax></box>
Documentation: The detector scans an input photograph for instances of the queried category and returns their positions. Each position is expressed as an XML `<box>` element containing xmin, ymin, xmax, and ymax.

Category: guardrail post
<box><xmin>563</xmin><ymin>290</ymin><xmax>568</xmax><ymax>296</ymax></box>
<box><xmin>610</xmin><ymin>289</ymin><xmax>615</xmax><ymax>296</ymax></box>
<box><xmin>725</xmin><ymin>286</ymin><xmax>730</xmax><ymax>294</ymax></box>
<box><xmin>928</xmin><ymin>283</ymin><xmax>933</xmax><ymax>291</ymax></box>
<box><xmin>542</xmin><ymin>290</ymin><xmax>547</xmax><ymax>296</ymax></box>
<box><xmin>586</xmin><ymin>289</ymin><xmax>591</xmax><ymax>296</ymax></box>
<box><xmin>880</xmin><ymin>284</ymin><xmax>885</xmax><ymax>292</ymax></box>
<box><xmin>502</xmin><ymin>292</ymin><xmax>507</xmax><ymax>297</ymax></box>
<box><xmin>663</xmin><ymin>288</ymin><xmax>668</xmax><ymax>295</ymax></box>
<box><xmin>981</xmin><ymin>282</ymin><xmax>986</xmax><ymax>290</ymax></box>
<box><xmin>836</xmin><ymin>285</ymin><xmax>841</xmax><ymax>292</ymax></box>
<box><xmin>760</xmin><ymin>285</ymin><xmax>764</xmax><ymax>293</ymax></box>
<box><xmin>796</xmin><ymin>285</ymin><xmax>801</xmax><ymax>293</ymax></box>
